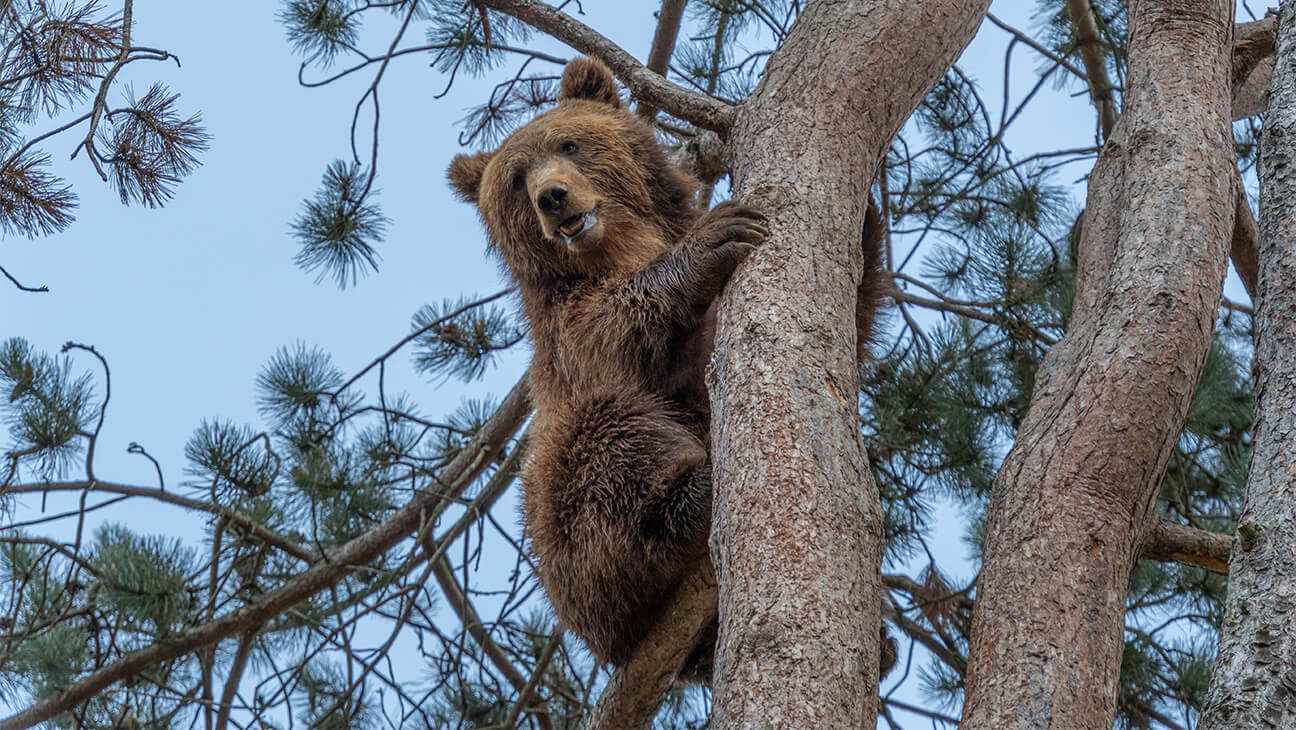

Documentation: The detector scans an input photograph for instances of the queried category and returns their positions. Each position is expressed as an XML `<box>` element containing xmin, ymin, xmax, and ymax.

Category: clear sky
<box><xmin>0</xmin><ymin>1</ymin><xmax>1257</xmax><ymax>726</ymax></box>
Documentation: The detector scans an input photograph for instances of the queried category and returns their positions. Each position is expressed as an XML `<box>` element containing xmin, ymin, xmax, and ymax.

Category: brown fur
<box><xmin>448</xmin><ymin>57</ymin><xmax>890</xmax><ymax>682</ymax></box>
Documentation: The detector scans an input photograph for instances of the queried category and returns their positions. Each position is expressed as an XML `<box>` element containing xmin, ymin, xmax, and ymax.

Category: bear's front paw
<box><xmin>685</xmin><ymin>201</ymin><xmax>769</xmax><ymax>282</ymax></box>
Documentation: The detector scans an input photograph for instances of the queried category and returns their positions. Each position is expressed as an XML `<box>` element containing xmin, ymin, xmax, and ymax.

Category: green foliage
<box><xmin>8</xmin><ymin>623</ymin><xmax>86</xmax><ymax>703</ymax></box>
<box><xmin>256</xmin><ymin>341</ymin><xmax>350</xmax><ymax>440</ymax></box>
<box><xmin>412</xmin><ymin>295</ymin><xmax>524</xmax><ymax>383</ymax></box>
<box><xmin>291</xmin><ymin>160</ymin><xmax>388</xmax><ymax>288</ymax></box>
<box><xmin>184</xmin><ymin>420</ymin><xmax>280</xmax><ymax>499</ymax></box>
<box><xmin>280</xmin><ymin>0</ymin><xmax>362</xmax><ymax>67</ymax></box>
<box><xmin>0</xmin><ymin>337</ymin><xmax>95</xmax><ymax>480</ymax></box>
<box><xmin>92</xmin><ymin>525</ymin><xmax>197</xmax><ymax>639</ymax></box>
<box><xmin>425</xmin><ymin>0</ymin><xmax>528</xmax><ymax>77</ymax></box>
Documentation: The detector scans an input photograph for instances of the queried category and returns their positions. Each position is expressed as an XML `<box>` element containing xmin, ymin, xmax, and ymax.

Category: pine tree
<box><xmin>0</xmin><ymin>0</ymin><xmax>208</xmax><ymax>292</ymax></box>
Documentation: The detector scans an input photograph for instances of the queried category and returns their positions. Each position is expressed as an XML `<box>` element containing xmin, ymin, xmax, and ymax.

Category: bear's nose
<box><xmin>536</xmin><ymin>184</ymin><xmax>569</xmax><ymax>216</ymax></box>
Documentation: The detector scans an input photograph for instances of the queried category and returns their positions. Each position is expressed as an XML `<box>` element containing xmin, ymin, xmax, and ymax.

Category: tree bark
<box><xmin>1200</xmin><ymin>2</ymin><xmax>1296</xmax><ymax>726</ymax></box>
<box><xmin>1232</xmin><ymin>16</ymin><xmax>1277</xmax><ymax>121</ymax></box>
<box><xmin>960</xmin><ymin>0</ymin><xmax>1236</xmax><ymax>728</ymax></box>
<box><xmin>707</xmin><ymin>1</ymin><xmax>989</xmax><ymax>726</ymax></box>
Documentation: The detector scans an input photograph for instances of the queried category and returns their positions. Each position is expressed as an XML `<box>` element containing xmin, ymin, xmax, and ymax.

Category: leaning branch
<box><xmin>584</xmin><ymin>561</ymin><xmax>718</xmax><ymax>730</ymax></box>
<box><xmin>475</xmin><ymin>0</ymin><xmax>735</xmax><ymax>133</ymax></box>
<box><xmin>634</xmin><ymin>0</ymin><xmax>688</xmax><ymax>120</ymax></box>
<box><xmin>1064</xmin><ymin>0</ymin><xmax>1118</xmax><ymax>138</ymax></box>
<box><xmin>1231</xmin><ymin>185</ymin><xmax>1259</xmax><ymax>299</ymax></box>
<box><xmin>1227</xmin><ymin>17</ymin><xmax>1276</xmax><ymax>300</ymax></box>
<box><xmin>0</xmin><ymin>375</ymin><xmax>532</xmax><ymax>730</ymax></box>
<box><xmin>1232</xmin><ymin>16</ymin><xmax>1277</xmax><ymax>119</ymax></box>
<box><xmin>432</xmin><ymin>555</ymin><xmax>555</xmax><ymax>730</ymax></box>
<box><xmin>1</xmin><ymin>481</ymin><xmax>315</xmax><ymax>564</ymax></box>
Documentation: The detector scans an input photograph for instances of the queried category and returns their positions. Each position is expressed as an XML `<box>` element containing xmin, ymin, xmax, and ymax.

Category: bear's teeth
<box><xmin>558</xmin><ymin>209</ymin><xmax>598</xmax><ymax>246</ymax></box>
<box><xmin>558</xmin><ymin>213</ymin><xmax>586</xmax><ymax>236</ymax></box>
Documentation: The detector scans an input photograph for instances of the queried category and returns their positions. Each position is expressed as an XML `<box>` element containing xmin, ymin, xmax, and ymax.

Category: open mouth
<box><xmin>556</xmin><ymin>206</ymin><xmax>599</xmax><ymax>245</ymax></box>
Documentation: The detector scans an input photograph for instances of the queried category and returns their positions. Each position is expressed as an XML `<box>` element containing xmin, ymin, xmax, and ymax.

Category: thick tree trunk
<box><xmin>707</xmin><ymin>1</ymin><xmax>989</xmax><ymax>726</ymax></box>
<box><xmin>959</xmin><ymin>1</ymin><xmax>1236</xmax><ymax>728</ymax></box>
<box><xmin>1200</xmin><ymin>2</ymin><xmax>1296</xmax><ymax>726</ymax></box>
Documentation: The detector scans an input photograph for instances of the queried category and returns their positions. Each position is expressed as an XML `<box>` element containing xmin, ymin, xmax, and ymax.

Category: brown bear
<box><xmin>448</xmin><ymin>57</ymin><xmax>892</xmax><ymax>682</ymax></box>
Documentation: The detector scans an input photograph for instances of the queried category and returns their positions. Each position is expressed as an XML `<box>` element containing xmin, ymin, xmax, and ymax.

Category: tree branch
<box><xmin>634</xmin><ymin>0</ymin><xmax>688</xmax><ymax>120</ymax></box>
<box><xmin>1065</xmin><ymin>9</ymin><xmax>1267</xmax><ymax>302</ymax></box>
<box><xmin>1230</xmin><ymin>184</ymin><xmax>1259</xmax><ymax>300</ymax></box>
<box><xmin>430</xmin><ymin>554</ymin><xmax>554</xmax><ymax>730</ymax></box>
<box><xmin>1064</xmin><ymin>0</ymin><xmax>1118</xmax><ymax>139</ymax></box>
<box><xmin>501</xmin><ymin>630</ymin><xmax>561</xmax><ymax>728</ymax></box>
<box><xmin>1141</xmin><ymin>522</ymin><xmax>1232</xmax><ymax>575</ymax></box>
<box><xmin>1226</xmin><ymin>17</ymin><xmax>1275</xmax><ymax>301</ymax></box>
<box><xmin>709</xmin><ymin>0</ymin><xmax>992</xmax><ymax>725</ymax></box>
<box><xmin>963</xmin><ymin>0</ymin><xmax>1237</xmax><ymax>723</ymax></box>
<box><xmin>0</xmin><ymin>374</ymin><xmax>532</xmax><ymax>730</ymax></box>
<box><xmin>1232</xmin><ymin>16</ymin><xmax>1276</xmax><ymax>120</ymax></box>
<box><xmin>0</xmin><ymin>263</ymin><xmax>48</xmax><ymax>292</ymax></box>
<box><xmin>1</xmin><ymin>481</ymin><xmax>315</xmax><ymax>564</ymax></box>
<box><xmin>584</xmin><ymin>561</ymin><xmax>717</xmax><ymax>730</ymax></box>
<box><xmin>475</xmin><ymin>0</ymin><xmax>735</xmax><ymax>133</ymax></box>
<box><xmin>212</xmin><ymin>627</ymin><xmax>259</xmax><ymax>730</ymax></box>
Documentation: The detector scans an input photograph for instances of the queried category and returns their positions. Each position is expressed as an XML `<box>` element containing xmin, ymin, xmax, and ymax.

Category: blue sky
<box><xmin>0</xmin><ymin>0</ymin><xmax>1256</xmax><ymax>726</ymax></box>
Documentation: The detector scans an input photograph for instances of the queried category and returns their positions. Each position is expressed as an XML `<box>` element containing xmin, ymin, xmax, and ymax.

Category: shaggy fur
<box><xmin>448</xmin><ymin>57</ymin><xmax>890</xmax><ymax>682</ymax></box>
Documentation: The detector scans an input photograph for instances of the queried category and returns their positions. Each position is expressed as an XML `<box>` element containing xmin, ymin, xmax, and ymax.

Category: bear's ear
<box><xmin>557</xmin><ymin>57</ymin><xmax>622</xmax><ymax>108</ymax></box>
<box><xmin>447</xmin><ymin>150</ymin><xmax>495</xmax><ymax>203</ymax></box>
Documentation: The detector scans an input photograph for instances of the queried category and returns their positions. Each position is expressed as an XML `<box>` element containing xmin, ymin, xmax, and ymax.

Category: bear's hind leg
<box><xmin>524</xmin><ymin>387</ymin><xmax>712</xmax><ymax>667</ymax></box>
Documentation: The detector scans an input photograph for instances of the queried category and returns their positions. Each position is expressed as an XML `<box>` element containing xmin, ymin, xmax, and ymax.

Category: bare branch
<box><xmin>0</xmin><ymin>263</ymin><xmax>47</xmax><ymax>292</ymax></box>
<box><xmin>501</xmin><ymin>630</ymin><xmax>561</xmax><ymax>728</ymax></box>
<box><xmin>1064</xmin><ymin>0</ymin><xmax>1118</xmax><ymax>139</ymax></box>
<box><xmin>1227</xmin><ymin>18</ymin><xmax>1274</xmax><ymax>300</ymax></box>
<box><xmin>1231</xmin><ymin>184</ymin><xmax>1259</xmax><ymax>300</ymax></box>
<box><xmin>1141</xmin><ymin>522</ymin><xmax>1232</xmax><ymax>575</ymax></box>
<box><xmin>584</xmin><ymin>561</ymin><xmax>717</xmax><ymax>730</ymax></box>
<box><xmin>213</xmin><ymin>628</ymin><xmax>260</xmax><ymax>730</ymax></box>
<box><xmin>475</xmin><ymin>0</ymin><xmax>735</xmax><ymax>133</ymax></box>
<box><xmin>1</xmin><ymin>481</ymin><xmax>315</xmax><ymax>564</ymax></box>
<box><xmin>635</xmin><ymin>0</ymin><xmax>687</xmax><ymax>120</ymax></box>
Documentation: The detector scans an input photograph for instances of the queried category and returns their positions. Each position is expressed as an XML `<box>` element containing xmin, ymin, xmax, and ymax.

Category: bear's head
<box><xmin>448</xmin><ymin>58</ymin><xmax>699</xmax><ymax>283</ymax></box>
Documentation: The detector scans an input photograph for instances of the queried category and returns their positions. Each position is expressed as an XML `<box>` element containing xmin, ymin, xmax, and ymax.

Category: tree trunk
<box><xmin>1200</xmin><ymin>2</ymin><xmax>1296</xmax><ymax>726</ymax></box>
<box><xmin>707</xmin><ymin>1</ymin><xmax>989</xmax><ymax>726</ymax></box>
<box><xmin>960</xmin><ymin>1</ymin><xmax>1236</xmax><ymax>728</ymax></box>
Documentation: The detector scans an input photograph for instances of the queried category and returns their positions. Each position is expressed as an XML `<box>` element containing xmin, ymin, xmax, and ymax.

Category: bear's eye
<box><xmin>559</xmin><ymin>141</ymin><xmax>578</xmax><ymax>156</ymax></box>
<box><xmin>511</xmin><ymin>171</ymin><xmax>526</xmax><ymax>192</ymax></box>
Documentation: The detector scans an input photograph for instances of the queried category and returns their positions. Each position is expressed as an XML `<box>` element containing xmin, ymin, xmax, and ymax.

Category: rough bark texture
<box><xmin>1232</xmin><ymin>17</ymin><xmax>1277</xmax><ymax>121</ymax></box>
<box><xmin>960</xmin><ymin>1</ymin><xmax>1237</xmax><ymax>728</ymax></box>
<box><xmin>706</xmin><ymin>1</ymin><xmax>989</xmax><ymax>726</ymax></box>
<box><xmin>1201</xmin><ymin>2</ymin><xmax>1296</xmax><ymax>726</ymax></box>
